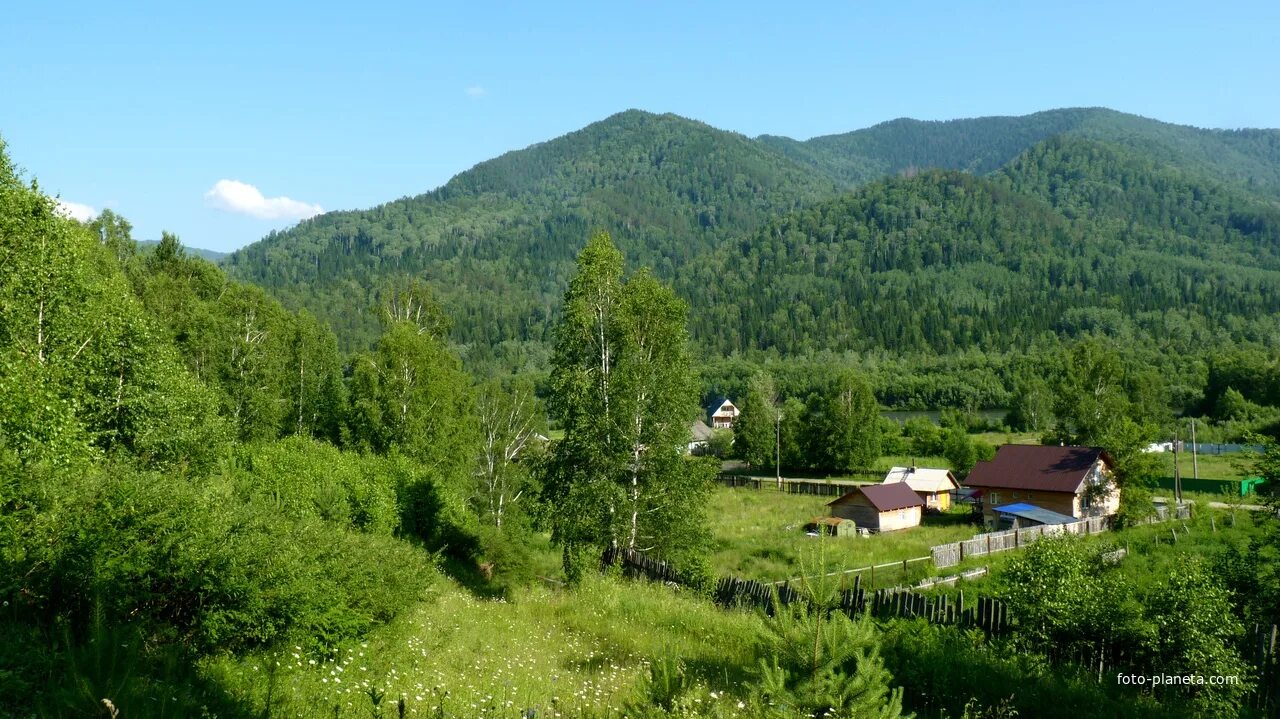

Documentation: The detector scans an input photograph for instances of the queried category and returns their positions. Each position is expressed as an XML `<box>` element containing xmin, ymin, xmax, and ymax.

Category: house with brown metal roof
<box><xmin>827</xmin><ymin>483</ymin><xmax>924</xmax><ymax>532</ymax></box>
<box><xmin>963</xmin><ymin>445</ymin><xmax>1118</xmax><ymax>527</ymax></box>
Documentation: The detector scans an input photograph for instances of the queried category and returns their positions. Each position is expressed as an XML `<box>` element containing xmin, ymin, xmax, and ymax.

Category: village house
<box><xmin>882</xmin><ymin>465</ymin><xmax>958</xmax><ymax>511</ymax></box>
<box><xmin>827</xmin><ymin>483</ymin><xmax>924</xmax><ymax>532</ymax></box>
<box><xmin>963</xmin><ymin>444</ymin><xmax>1119</xmax><ymax>527</ymax></box>
<box><xmin>687</xmin><ymin>420</ymin><xmax>714</xmax><ymax>455</ymax></box>
<box><xmin>708</xmin><ymin>398</ymin><xmax>740</xmax><ymax>429</ymax></box>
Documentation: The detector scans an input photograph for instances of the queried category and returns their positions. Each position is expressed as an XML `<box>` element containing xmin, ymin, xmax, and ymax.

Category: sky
<box><xmin>3</xmin><ymin>0</ymin><xmax>1279</xmax><ymax>253</ymax></box>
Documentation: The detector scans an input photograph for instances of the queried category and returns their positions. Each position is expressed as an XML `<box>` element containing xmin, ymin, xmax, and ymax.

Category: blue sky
<box><xmin>3</xmin><ymin>0</ymin><xmax>1278</xmax><ymax>252</ymax></box>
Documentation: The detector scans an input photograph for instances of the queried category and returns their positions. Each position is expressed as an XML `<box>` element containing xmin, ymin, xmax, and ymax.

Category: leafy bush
<box><xmin>1</xmin><ymin>461</ymin><xmax>437</xmax><ymax>658</ymax></box>
<box><xmin>226</xmin><ymin>436</ymin><xmax>400</xmax><ymax>535</ymax></box>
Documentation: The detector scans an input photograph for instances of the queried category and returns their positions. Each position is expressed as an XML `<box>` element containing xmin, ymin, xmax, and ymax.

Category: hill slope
<box><xmin>685</xmin><ymin>136</ymin><xmax>1280</xmax><ymax>355</ymax></box>
<box><xmin>227</xmin><ymin>110</ymin><xmax>839</xmax><ymax>356</ymax></box>
<box><xmin>760</xmin><ymin>107</ymin><xmax>1280</xmax><ymax>196</ymax></box>
<box><xmin>226</xmin><ymin>108</ymin><xmax>1280</xmax><ymax>367</ymax></box>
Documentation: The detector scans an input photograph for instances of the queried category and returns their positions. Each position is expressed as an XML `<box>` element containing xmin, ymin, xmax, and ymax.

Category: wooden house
<box><xmin>882</xmin><ymin>466</ymin><xmax>958</xmax><ymax>510</ymax></box>
<box><xmin>827</xmin><ymin>483</ymin><xmax>924</xmax><ymax>532</ymax></box>
<box><xmin>964</xmin><ymin>445</ymin><xmax>1118</xmax><ymax>527</ymax></box>
<box><xmin>708</xmin><ymin>398</ymin><xmax>740</xmax><ymax>429</ymax></box>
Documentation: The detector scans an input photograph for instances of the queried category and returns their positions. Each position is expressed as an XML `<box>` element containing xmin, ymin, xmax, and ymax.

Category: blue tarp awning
<box><xmin>992</xmin><ymin>503</ymin><xmax>1076</xmax><ymax>526</ymax></box>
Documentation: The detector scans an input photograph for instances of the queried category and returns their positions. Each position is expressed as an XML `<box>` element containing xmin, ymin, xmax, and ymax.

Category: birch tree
<box><xmin>0</xmin><ymin>145</ymin><xmax>226</xmax><ymax>469</ymax></box>
<box><xmin>734</xmin><ymin>371</ymin><xmax>779</xmax><ymax>468</ymax></box>
<box><xmin>474</xmin><ymin>378</ymin><xmax>540</xmax><ymax>528</ymax></box>
<box><xmin>810</xmin><ymin>368</ymin><xmax>881</xmax><ymax>472</ymax></box>
<box><xmin>545</xmin><ymin>232</ymin><xmax>713</xmax><ymax>580</ymax></box>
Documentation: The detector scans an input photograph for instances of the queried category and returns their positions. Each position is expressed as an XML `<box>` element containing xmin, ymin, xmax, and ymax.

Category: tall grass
<box><xmin>207</xmin><ymin>576</ymin><xmax>767</xmax><ymax>717</ymax></box>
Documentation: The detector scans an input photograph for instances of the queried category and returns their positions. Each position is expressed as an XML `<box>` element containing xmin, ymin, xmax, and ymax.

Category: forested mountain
<box><xmin>760</xmin><ymin>107</ymin><xmax>1280</xmax><ymax>196</ymax></box>
<box><xmin>686</xmin><ymin>137</ymin><xmax>1280</xmax><ymax>355</ymax></box>
<box><xmin>225</xmin><ymin>108</ymin><xmax>1280</xmax><ymax>371</ymax></box>
<box><xmin>227</xmin><ymin>110</ymin><xmax>839</xmax><ymax>359</ymax></box>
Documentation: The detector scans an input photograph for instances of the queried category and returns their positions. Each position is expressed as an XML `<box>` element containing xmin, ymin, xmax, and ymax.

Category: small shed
<box><xmin>882</xmin><ymin>466</ymin><xmax>959</xmax><ymax>510</ymax></box>
<box><xmin>808</xmin><ymin>516</ymin><xmax>857</xmax><ymax>537</ymax></box>
<box><xmin>991</xmin><ymin>502</ymin><xmax>1077</xmax><ymax>530</ymax></box>
<box><xmin>827</xmin><ymin>483</ymin><xmax>924</xmax><ymax>532</ymax></box>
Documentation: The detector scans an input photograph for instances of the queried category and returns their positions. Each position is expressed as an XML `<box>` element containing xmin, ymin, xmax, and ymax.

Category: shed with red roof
<box><xmin>827</xmin><ymin>482</ymin><xmax>925</xmax><ymax>532</ymax></box>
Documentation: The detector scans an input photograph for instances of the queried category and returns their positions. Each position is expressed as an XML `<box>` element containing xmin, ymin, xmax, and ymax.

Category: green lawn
<box><xmin>873</xmin><ymin>454</ymin><xmax>950</xmax><ymax>471</ymax></box>
<box><xmin>969</xmin><ymin>430</ymin><xmax>1041</xmax><ymax>446</ymax></box>
<box><xmin>707</xmin><ymin>486</ymin><xmax>976</xmax><ymax>586</ymax></box>
<box><xmin>1163</xmin><ymin>449</ymin><xmax>1255</xmax><ymax>481</ymax></box>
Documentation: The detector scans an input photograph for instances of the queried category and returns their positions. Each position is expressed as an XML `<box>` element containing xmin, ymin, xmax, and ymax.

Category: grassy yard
<box><xmin>969</xmin><ymin>430</ymin><xmax>1040</xmax><ymax>446</ymax></box>
<box><xmin>1163</xmin><ymin>449</ymin><xmax>1256</xmax><ymax>481</ymax></box>
<box><xmin>707</xmin><ymin>486</ymin><xmax>976</xmax><ymax>586</ymax></box>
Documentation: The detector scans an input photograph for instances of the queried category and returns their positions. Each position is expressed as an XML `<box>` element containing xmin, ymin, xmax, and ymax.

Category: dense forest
<box><xmin>225</xmin><ymin>109</ymin><xmax>1280</xmax><ymax>389</ymax></box>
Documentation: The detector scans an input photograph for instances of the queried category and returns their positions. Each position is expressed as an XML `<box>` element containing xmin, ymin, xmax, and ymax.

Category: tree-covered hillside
<box><xmin>761</xmin><ymin>107</ymin><xmax>1280</xmax><ymax>196</ymax></box>
<box><xmin>226</xmin><ymin>110</ymin><xmax>839</xmax><ymax>357</ymax></box>
<box><xmin>684</xmin><ymin>137</ymin><xmax>1280</xmax><ymax>355</ymax></box>
<box><xmin>225</xmin><ymin>108</ymin><xmax>1280</xmax><ymax>372</ymax></box>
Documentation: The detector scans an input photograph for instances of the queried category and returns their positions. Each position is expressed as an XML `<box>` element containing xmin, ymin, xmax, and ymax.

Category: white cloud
<box><xmin>55</xmin><ymin>198</ymin><xmax>98</xmax><ymax>222</ymax></box>
<box><xmin>464</xmin><ymin>85</ymin><xmax>487</xmax><ymax>99</ymax></box>
<box><xmin>203</xmin><ymin>179</ymin><xmax>324</xmax><ymax>220</ymax></box>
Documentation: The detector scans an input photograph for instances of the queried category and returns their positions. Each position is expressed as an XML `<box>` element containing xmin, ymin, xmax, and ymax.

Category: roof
<box><xmin>964</xmin><ymin>445</ymin><xmax>1111</xmax><ymax>494</ymax></box>
<box><xmin>708</xmin><ymin>397</ymin><xmax>738</xmax><ymax>415</ymax></box>
<box><xmin>689</xmin><ymin>420</ymin><xmax>715</xmax><ymax>442</ymax></box>
<box><xmin>992</xmin><ymin>503</ymin><xmax>1077</xmax><ymax>526</ymax></box>
<box><xmin>883</xmin><ymin>466</ymin><xmax>958</xmax><ymax>493</ymax></box>
<box><xmin>828</xmin><ymin>482</ymin><xmax>924</xmax><ymax>512</ymax></box>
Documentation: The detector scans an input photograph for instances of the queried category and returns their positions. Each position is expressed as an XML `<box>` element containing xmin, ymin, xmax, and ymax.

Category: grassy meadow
<box><xmin>1163</xmin><ymin>449</ymin><xmax>1255</xmax><ymax>481</ymax></box>
<box><xmin>206</xmin><ymin>576</ymin><xmax>768</xmax><ymax>718</ymax></box>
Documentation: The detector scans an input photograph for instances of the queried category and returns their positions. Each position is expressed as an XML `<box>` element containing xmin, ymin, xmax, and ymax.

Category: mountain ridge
<box><xmin>224</xmin><ymin>107</ymin><xmax>1280</xmax><ymax>365</ymax></box>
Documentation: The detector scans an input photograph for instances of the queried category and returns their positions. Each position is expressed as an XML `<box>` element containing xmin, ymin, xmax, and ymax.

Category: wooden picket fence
<box><xmin>715</xmin><ymin>572</ymin><xmax>1011</xmax><ymax>634</ymax></box>
<box><xmin>606</xmin><ymin>545</ymin><xmax>1011</xmax><ymax>634</ymax></box>
<box><xmin>933</xmin><ymin>514</ymin><xmax>1137</xmax><ymax>568</ymax></box>
<box><xmin>601</xmin><ymin>546</ymin><xmax>684</xmax><ymax>584</ymax></box>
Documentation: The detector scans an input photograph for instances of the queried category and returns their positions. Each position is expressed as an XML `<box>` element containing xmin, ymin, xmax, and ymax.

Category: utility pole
<box><xmin>775</xmin><ymin>407</ymin><xmax>782</xmax><ymax>489</ymax></box>
<box><xmin>1189</xmin><ymin>418</ymin><xmax>1198</xmax><ymax>480</ymax></box>
<box><xmin>1173</xmin><ymin>427</ymin><xmax>1182</xmax><ymax>506</ymax></box>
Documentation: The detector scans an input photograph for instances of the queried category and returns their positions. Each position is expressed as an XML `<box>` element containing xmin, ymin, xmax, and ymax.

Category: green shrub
<box><xmin>1</xmin><ymin>461</ymin><xmax>436</xmax><ymax>657</ymax></box>
<box><xmin>227</xmin><ymin>436</ymin><xmax>400</xmax><ymax>535</ymax></box>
